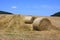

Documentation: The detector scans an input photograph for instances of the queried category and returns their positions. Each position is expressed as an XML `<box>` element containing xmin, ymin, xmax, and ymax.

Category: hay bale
<box><xmin>24</xmin><ymin>16</ymin><xmax>35</xmax><ymax>24</ymax></box>
<box><xmin>33</xmin><ymin>17</ymin><xmax>52</xmax><ymax>31</ymax></box>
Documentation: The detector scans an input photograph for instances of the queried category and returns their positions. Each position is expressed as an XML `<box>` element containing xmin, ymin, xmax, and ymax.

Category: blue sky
<box><xmin>0</xmin><ymin>0</ymin><xmax>60</xmax><ymax>16</ymax></box>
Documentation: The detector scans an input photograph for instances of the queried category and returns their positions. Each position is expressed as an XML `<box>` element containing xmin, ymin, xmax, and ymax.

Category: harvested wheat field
<box><xmin>0</xmin><ymin>14</ymin><xmax>60</xmax><ymax>40</ymax></box>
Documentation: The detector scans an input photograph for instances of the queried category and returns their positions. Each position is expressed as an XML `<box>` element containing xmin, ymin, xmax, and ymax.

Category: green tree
<box><xmin>51</xmin><ymin>12</ymin><xmax>60</xmax><ymax>17</ymax></box>
<box><xmin>0</xmin><ymin>11</ymin><xmax>13</xmax><ymax>14</ymax></box>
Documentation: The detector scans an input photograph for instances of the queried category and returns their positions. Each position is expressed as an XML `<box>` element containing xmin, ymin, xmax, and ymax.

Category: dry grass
<box><xmin>0</xmin><ymin>14</ymin><xmax>24</xmax><ymax>33</ymax></box>
<box><xmin>0</xmin><ymin>30</ymin><xmax>60</xmax><ymax>40</ymax></box>
<box><xmin>0</xmin><ymin>14</ymin><xmax>60</xmax><ymax>40</ymax></box>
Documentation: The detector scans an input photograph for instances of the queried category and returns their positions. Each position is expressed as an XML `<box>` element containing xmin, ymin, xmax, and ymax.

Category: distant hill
<box><xmin>51</xmin><ymin>12</ymin><xmax>60</xmax><ymax>17</ymax></box>
<box><xmin>0</xmin><ymin>11</ymin><xmax>13</xmax><ymax>14</ymax></box>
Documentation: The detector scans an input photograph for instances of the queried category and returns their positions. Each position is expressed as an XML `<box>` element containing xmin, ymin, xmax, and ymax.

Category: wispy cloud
<box><xmin>40</xmin><ymin>5</ymin><xmax>60</xmax><ymax>9</ymax></box>
<box><xmin>11</xmin><ymin>6</ymin><xmax>17</xmax><ymax>9</ymax></box>
<box><xmin>40</xmin><ymin>5</ymin><xmax>52</xmax><ymax>8</ymax></box>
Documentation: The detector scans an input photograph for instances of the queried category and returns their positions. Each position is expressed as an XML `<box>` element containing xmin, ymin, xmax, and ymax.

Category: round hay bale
<box><xmin>33</xmin><ymin>17</ymin><xmax>52</xmax><ymax>31</ymax></box>
<box><xmin>24</xmin><ymin>16</ymin><xmax>35</xmax><ymax>24</ymax></box>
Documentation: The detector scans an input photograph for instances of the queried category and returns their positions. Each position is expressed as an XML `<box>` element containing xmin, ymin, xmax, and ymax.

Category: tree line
<box><xmin>51</xmin><ymin>12</ymin><xmax>60</xmax><ymax>17</ymax></box>
<box><xmin>0</xmin><ymin>11</ymin><xmax>13</xmax><ymax>14</ymax></box>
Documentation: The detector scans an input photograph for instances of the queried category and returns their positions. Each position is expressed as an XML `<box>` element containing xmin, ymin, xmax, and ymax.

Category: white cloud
<box><xmin>11</xmin><ymin>6</ymin><xmax>17</xmax><ymax>9</ymax></box>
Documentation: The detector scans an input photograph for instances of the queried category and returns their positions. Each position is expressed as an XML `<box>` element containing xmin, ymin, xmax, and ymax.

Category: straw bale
<box><xmin>24</xmin><ymin>16</ymin><xmax>35</xmax><ymax>24</ymax></box>
<box><xmin>33</xmin><ymin>17</ymin><xmax>52</xmax><ymax>31</ymax></box>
